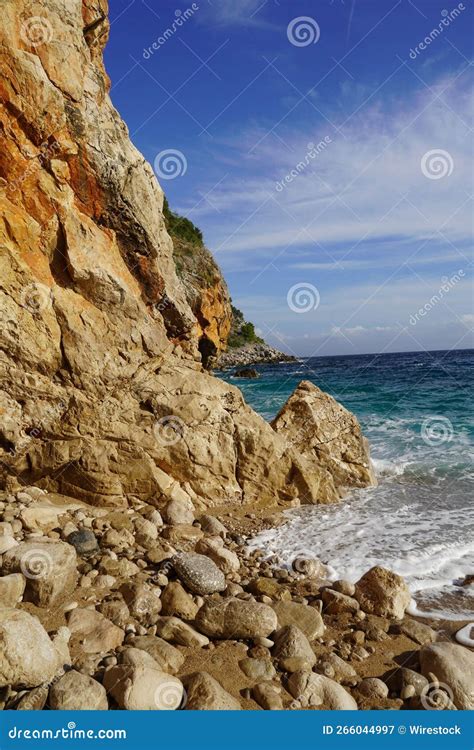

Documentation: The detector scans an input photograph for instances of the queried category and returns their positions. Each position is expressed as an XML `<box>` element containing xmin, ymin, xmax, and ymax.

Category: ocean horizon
<box><xmin>219</xmin><ymin>348</ymin><xmax>474</xmax><ymax>620</ymax></box>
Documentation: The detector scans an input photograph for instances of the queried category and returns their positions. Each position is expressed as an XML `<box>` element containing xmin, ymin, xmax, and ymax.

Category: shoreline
<box><xmin>218</xmin><ymin>500</ymin><xmax>473</xmax><ymax>634</ymax></box>
<box><xmin>0</xmin><ymin>484</ymin><xmax>472</xmax><ymax>711</ymax></box>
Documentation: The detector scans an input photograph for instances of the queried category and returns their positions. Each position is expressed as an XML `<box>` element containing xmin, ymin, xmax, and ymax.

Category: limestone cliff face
<box><xmin>171</xmin><ymin>236</ymin><xmax>232</xmax><ymax>366</ymax></box>
<box><xmin>0</xmin><ymin>0</ymin><xmax>374</xmax><ymax>511</ymax></box>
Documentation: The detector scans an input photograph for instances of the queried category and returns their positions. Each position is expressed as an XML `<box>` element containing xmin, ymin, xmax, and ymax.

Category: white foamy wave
<box><xmin>371</xmin><ymin>457</ymin><xmax>411</xmax><ymax>477</ymax></box>
<box><xmin>249</xmin><ymin>487</ymin><xmax>474</xmax><ymax>620</ymax></box>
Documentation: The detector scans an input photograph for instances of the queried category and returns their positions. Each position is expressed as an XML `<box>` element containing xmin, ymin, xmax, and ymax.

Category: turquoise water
<box><xmin>219</xmin><ymin>349</ymin><xmax>474</xmax><ymax>619</ymax></box>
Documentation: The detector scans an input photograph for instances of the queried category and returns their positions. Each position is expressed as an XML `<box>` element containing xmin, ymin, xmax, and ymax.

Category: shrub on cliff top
<box><xmin>163</xmin><ymin>196</ymin><xmax>203</xmax><ymax>246</ymax></box>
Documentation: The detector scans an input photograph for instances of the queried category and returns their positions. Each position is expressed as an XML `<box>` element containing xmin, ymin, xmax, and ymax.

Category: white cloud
<box><xmin>188</xmin><ymin>72</ymin><xmax>473</xmax><ymax>266</ymax></box>
<box><xmin>200</xmin><ymin>0</ymin><xmax>276</xmax><ymax>28</ymax></box>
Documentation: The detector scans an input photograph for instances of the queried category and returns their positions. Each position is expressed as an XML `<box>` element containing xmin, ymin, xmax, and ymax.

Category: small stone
<box><xmin>161</xmin><ymin>525</ymin><xmax>203</xmax><ymax>545</ymax></box>
<box><xmin>133</xmin><ymin>518</ymin><xmax>158</xmax><ymax>545</ymax></box>
<box><xmin>322</xmin><ymin>588</ymin><xmax>360</xmax><ymax>614</ymax></box>
<box><xmin>401</xmin><ymin>684</ymin><xmax>416</xmax><ymax>700</ymax></box>
<box><xmin>253</xmin><ymin>637</ymin><xmax>274</xmax><ymax>648</ymax></box>
<box><xmin>195</xmin><ymin>598</ymin><xmax>277</xmax><ymax>639</ymax></box>
<box><xmin>238</xmin><ymin>657</ymin><xmax>276</xmax><ymax>681</ymax></box>
<box><xmin>98</xmin><ymin>596</ymin><xmax>130</xmax><ymax>628</ymax></box>
<box><xmin>252</xmin><ymin>682</ymin><xmax>283</xmax><ymax>710</ymax></box>
<box><xmin>0</xmin><ymin>573</ymin><xmax>26</xmax><ymax>606</ymax></box>
<box><xmin>332</xmin><ymin>579</ymin><xmax>356</xmax><ymax>596</ymax></box>
<box><xmin>287</xmin><ymin>670</ymin><xmax>358</xmax><ymax>710</ymax></box>
<box><xmin>199</xmin><ymin>515</ymin><xmax>227</xmax><ymax>537</ymax></box>
<box><xmin>67</xmin><ymin>529</ymin><xmax>98</xmax><ymax>556</ymax></box>
<box><xmin>160</xmin><ymin>582</ymin><xmax>199</xmax><ymax>620</ymax></box>
<box><xmin>357</xmin><ymin>677</ymin><xmax>389</xmax><ymax>700</ymax></box>
<box><xmin>317</xmin><ymin>653</ymin><xmax>358</xmax><ymax>686</ymax></box>
<box><xmin>248</xmin><ymin>578</ymin><xmax>291</xmax><ymax>600</ymax></box>
<box><xmin>173</xmin><ymin>552</ymin><xmax>226</xmax><ymax>595</ymax></box>
<box><xmin>119</xmin><ymin>582</ymin><xmax>162</xmax><ymax>627</ymax></box>
<box><xmin>195</xmin><ymin>537</ymin><xmax>239</xmax><ymax>574</ymax></box>
<box><xmin>163</xmin><ymin>495</ymin><xmax>195</xmax><ymax>526</ymax></box>
<box><xmin>155</xmin><ymin>617</ymin><xmax>209</xmax><ymax>648</ymax></box>
<box><xmin>273</xmin><ymin>625</ymin><xmax>316</xmax><ymax>672</ymax></box>
<box><xmin>394</xmin><ymin>619</ymin><xmax>437</xmax><ymax>646</ymax></box>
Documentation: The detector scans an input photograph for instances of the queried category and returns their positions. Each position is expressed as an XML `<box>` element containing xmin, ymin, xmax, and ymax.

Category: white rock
<box><xmin>0</xmin><ymin>608</ymin><xmax>62</xmax><ymax>688</ymax></box>
<box><xmin>104</xmin><ymin>664</ymin><xmax>184</xmax><ymax>710</ymax></box>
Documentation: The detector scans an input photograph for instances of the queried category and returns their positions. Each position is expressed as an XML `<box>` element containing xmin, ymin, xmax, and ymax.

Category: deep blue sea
<box><xmin>219</xmin><ymin>349</ymin><xmax>474</xmax><ymax>620</ymax></box>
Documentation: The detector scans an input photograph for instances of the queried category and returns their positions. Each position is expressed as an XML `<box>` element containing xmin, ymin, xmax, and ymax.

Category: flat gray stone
<box><xmin>173</xmin><ymin>552</ymin><xmax>225</xmax><ymax>595</ymax></box>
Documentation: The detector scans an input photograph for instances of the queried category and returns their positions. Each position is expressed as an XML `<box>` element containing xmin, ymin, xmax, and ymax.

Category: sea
<box><xmin>218</xmin><ymin>349</ymin><xmax>474</xmax><ymax>621</ymax></box>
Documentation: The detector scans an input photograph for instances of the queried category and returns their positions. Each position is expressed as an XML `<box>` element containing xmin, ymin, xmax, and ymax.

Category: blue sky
<box><xmin>105</xmin><ymin>0</ymin><xmax>473</xmax><ymax>356</ymax></box>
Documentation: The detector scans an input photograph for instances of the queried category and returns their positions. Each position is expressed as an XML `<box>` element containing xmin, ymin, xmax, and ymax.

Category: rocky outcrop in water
<box><xmin>218</xmin><ymin>343</ymin><xmax>297</xmax><ymax>369</ymax></box>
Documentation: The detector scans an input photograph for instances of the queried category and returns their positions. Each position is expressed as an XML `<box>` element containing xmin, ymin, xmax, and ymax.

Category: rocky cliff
<box><xmin>0</xmin><ymin>0</ymin><xmax>375</xmax><ymax>513</ymax></box>
<box><xmin>165</xmin><ymin>201</ymin><xmax>232</xmax><ymax>367</ymax></box>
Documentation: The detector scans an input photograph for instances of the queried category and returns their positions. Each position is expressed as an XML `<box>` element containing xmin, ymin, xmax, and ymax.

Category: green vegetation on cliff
<box><xmin>164</xmin><ymin>197</ymin><xmax>263</xmax><ymax>353</ymax></box>
<box><xmin>228</xmin><ymin>305</ymin><xmax>264</xmax><ymax>349</ymax></box>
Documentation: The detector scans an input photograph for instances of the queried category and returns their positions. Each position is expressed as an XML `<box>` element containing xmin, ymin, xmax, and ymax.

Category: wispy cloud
<box><xmin>187</xmin><ymin>72</ymin><xmax>473</xmax><ymax>267</ymax></box>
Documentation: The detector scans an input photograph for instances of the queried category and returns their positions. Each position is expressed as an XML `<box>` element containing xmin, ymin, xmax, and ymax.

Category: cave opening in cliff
<box><xmin>198</xmin><ymin>336</ymin><xmax>217</xmax><ymax>369</ymax></box>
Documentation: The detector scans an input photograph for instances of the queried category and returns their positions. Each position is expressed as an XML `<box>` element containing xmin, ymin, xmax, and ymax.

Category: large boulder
<box><xmin>272</xmin><ymin>625</ymin><xmax>316</xmax><ymax>672</ymax></box>
<box><xmin>182</xmin><ymin>672</ymin><xmax>241</xmax><ymax>710</ymax></box>
<box><xmin>104</xmin><ymin>665</ymin><xmax>184</xmax><ymax>710</ymax></box>
<box><xmin>67</xmin><ymin>609</ymin><xmax>124</xmax><ymax>655</ymax></box>
<box><xmin>271</xmin><ymin>380</ymin><xmax>376</xmax><ymax>490</ymax></box>
<box><xmin>354</xmin><ymin>567</ymin><xmax>411</xmax><ymax>619</ymax></box>
<box><xmin>0</xmin><ymin>608</ymin><xmax>62</xmax><ymax>688</ymax></box>
<box><xmin>419</xmin><ymin>643</ymin><xmax>474</xmax><ymax>710</ymax></box>
<box><xmin>2</xmin><ymin>540</ymin><xmax>77</xmax><ymax>606</ymax></box>
<box><xmin>195</xmin><ymin>537</ymin><xmax>240</xmax><ymax>574</ymax></box>
<box><xmin>129</xmin><ymin>636</ymin><xmax>184</xmax><ymax>674</ymax></box>
<box><xmin>49</xmin><ymin>670</ymin><xmax>108</xmax><ymax>710</ymax></box>
<box><xmin>0</xmin><ymin>573</ymin><xmax>26</xmax><ymax>607</ymax></box>
<box><xmin>195</xmin><ymin>598</ymin><xmax>277</xmax><ymax>639</ymax></box>
<box><xmin>273</xmin><ymin>601</ymin><xmax>325</xmax><ymax>640</ymax></box>
<box><xmin>287</xmin><ymin>670</ymin><xmax>358</xmax><ymax>710</ymax></box>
